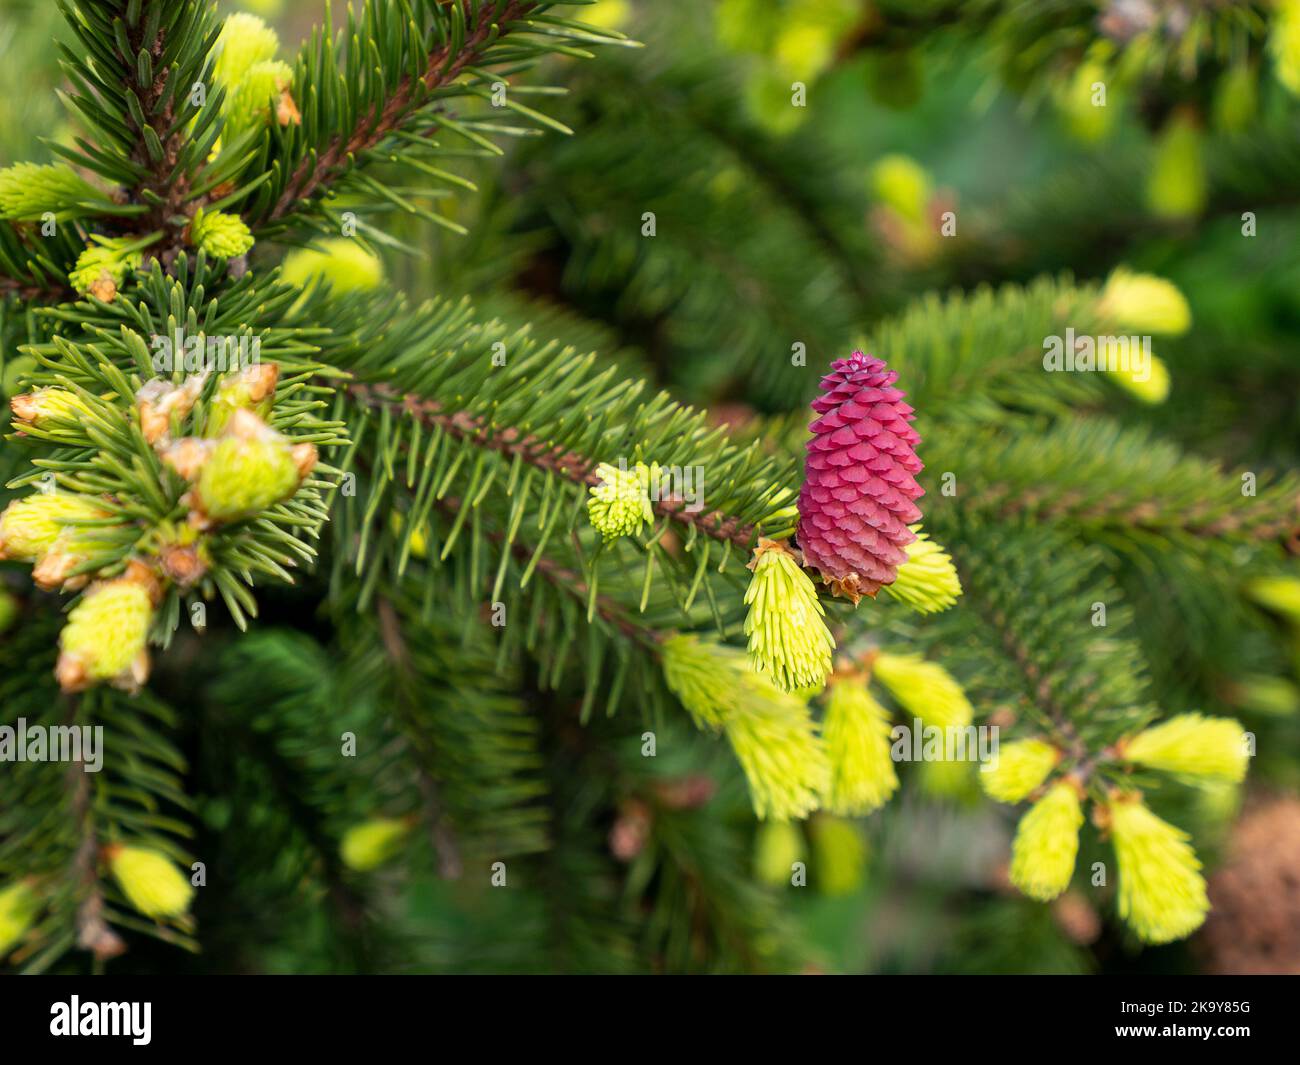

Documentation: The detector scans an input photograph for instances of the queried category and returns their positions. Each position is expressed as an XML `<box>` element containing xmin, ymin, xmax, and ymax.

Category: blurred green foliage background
<box><xmin>3</xmin><ymin>0</ymin><xmax>1298</xmax><ymax>974</ymax></box>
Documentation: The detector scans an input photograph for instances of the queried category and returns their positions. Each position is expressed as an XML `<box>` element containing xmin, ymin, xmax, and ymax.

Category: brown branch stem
<box><xmin>350</xmin><ymin>382</ymin><xmax>758</xmax><ymax>549</ymax></box>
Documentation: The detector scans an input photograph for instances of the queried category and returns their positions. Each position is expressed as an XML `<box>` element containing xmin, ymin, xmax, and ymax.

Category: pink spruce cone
<box><xmin>796</xmin><ymin>351</ymin><xmax>923</xmax><ymax>603</ymax></box>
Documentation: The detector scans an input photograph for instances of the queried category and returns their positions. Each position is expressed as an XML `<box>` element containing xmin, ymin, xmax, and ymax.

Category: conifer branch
<box><xmin>350</xmin><ymin>382</ymin><xmax>761</xmax><ymax>548</ymax></box>
<box><xmin>259</xmin><ymin>0</ymin><xmax>534</xmax><ymax>226</ymax></box>
<box><xmin>376</xmin><ymin>596</ymin><xmax>464</xmax><ymax>879</ymax></box>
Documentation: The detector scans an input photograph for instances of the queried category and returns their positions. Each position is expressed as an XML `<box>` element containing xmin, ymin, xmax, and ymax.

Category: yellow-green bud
<box><xmin>1009</xmin><ymin>779</ymin><xmax>1083</xmax><ymax>902</ymax></box>
<box><xmin>69</xmin><ymin>237</ymin><xmax>143</xmax><ymax>299</ymax></box>
<box><xmin>33</xmin><ymin>526</ymin><xmax>125</xmax><ymax>592</ymax></box>
<box><xmin>1232</xmin><ymin>674</ymin><xmax>1300</xmax><ymax>716</ymax></box>
<box><xmin>872</xmin><ymin>651</ymin><xmax>973</xmax><ymax>730</ymax></box>
<box><xmin>340</xmin><ymin>817</ymin><xmax>412</xmax><ymax>871</ymax></box>
<box><xmin>582</xmin><ymin>0</ymin><xmax>630</xmax><ymax>30</ymax></box>
<box><xmin>224</xmin><ymin>60</ymin><xmax>296</xmax><ymax>141</ymax></box>
<box><xmin>0</xmin><ymin>492</ymin><xmax>110</xmax><ymax>562</ymax></box>
<box><xmin>1245</xmin><ymin>575</ymin><xmax>1300</xmax><ymax>623</ymax></box>
<box><xmin>1106</xmin><ymin>792</ymin><xmax>1209</xmax><ymax>944</ymax></box>
<box><xmin>809</xmin><ymin>815</ymin><xmax>867</xmax><ymax>896</ymax></box>
<box><xmin>661</xmin><ymin>633</ymin><xmax>743</xmax><ymax>729</ymax></box>
<box><xmin>0</xmin><ymin>162</ymin><xmax>104</xmax><ymax>221</ymax></box>
<box><xmin>1146</xmin><ymin>110</ymin><xmax>1207</xmax><ymax>220</ymax></box>
<box><xmin>661</xmin><ymin>634</ymin><xmax>829</xmax><ymax>820</ymax></box>
<box><xmin>1271</xmin><ymin>0</ymin><xmax>1300</xmax><ymax>96</ymax></box>
<box><xmin>980</xmin><ymin>738</ymin><xmax>1061</xmax><ymax>803</ymax></box>
<box><xmin>280</xmin><ymin>238</ymin><xmax>384</xmax><ymax>293</ymax></box>
<box><xmin>57</xmin><ymin>577</ymin><xmax>154</xmax><ymax>692</ymax></box>
<box><xmin>869</xmin><ymin>154</ymin><xmax>932</xmax><ymax>225</ymax></box>
<box><xmin>744</xmin><ymin>539</ymin><xmax>834</xmax><ymax>692</ymax></box>
<box><xmin>586</xmin><ymin>461</ymin><xmax>653</xmax><ymax>542</ymax></box>
<box><xmin>10</xmin><ymin>386</ymin><xmax>93</xmax><ymax>429</ymax></box>
<box><xmin>213</xmin><ymin>13</ymin><xmax>280</xmax><ymax>89</ymax></box>
<box><xmin>390</xmin><ymin>511</ymin><xmax>430</xmax><ymax>559</ymax></box>
<box><xmin>772</xmin><ymin>23</ymin><xmax>837</xmax><ymax>82</ymax></box>
<box><xmin>1213</xmin><ymin>62</ymin><xmax>1258</xmax><ymax>133</ymax></box>
<box><xmin>206</xmin><ymin>363</ymin><xmax>279</xmax><ymax>438</ymax></box>
<box><xmin>1058</xmin><ymin>55</ymin><xmax>1115</xmax><ymax>143</ymax></box>
<box><xmin>0</xmin><ymin>880</ymin><xmax>41</xmax><ymax>958</ymax></box>
<box><xmin>725</xmin><ymin>683</ymin><xmax>829</xmax><ymax>822</ymax></box>
<box><xmin>1119</xmin><ymin>713</ymin><xmax>1249</xmax><ymax>782</ymax></box>
<box><xmin>885</xmin><ymin>526</ymin><xmax>962</xmax><ymax>614</ymax></box>
<box><xmin>106</xmin><ymin>845</ymin><xmax>194</xmax><ymax>919</ymax></box>
<box><xmin>1105</xmin><ymin>350</ymin><xmax>1170</xmax><ymax>405</ymax></box>
<box><xmin>196</xmin><ymin>425</ymin><xmax>303</xmax><ymax>522</ymax></box>
<box><xmin>1098</xmin><ymin>267</ymin><xmax>1191</xmax><ymax>336</ymax></box>
<box><xmin>189</xmin><ymin>208</ymin><xmax>254</xmax><ymax>259</ymax></box>
<box><xmin>754</xmin><ymin>819</ymin><xmax>803</xmax><ymax>886</ymax></box>
<box><xmin>822</xmin><ymin>676</ymin><xmax>898</xmax><ymax>815</ymax></box>
<box><xmin>136</xmin><ymin>375</ymin><xmax>206</xmax><ymax>446</ymax></box>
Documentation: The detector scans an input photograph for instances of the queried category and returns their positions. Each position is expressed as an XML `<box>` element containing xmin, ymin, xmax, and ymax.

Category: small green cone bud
<box><xmin>0</xmin><ymin>162</ymin><xmax>105</xmax><ymax>221</ymax></box>
<box><xmin>106</xmin><ymin>845</ymin><xmax>194</xmax><ymax>919</ymax></box>
<box><xmin>69</xmin><ymin>236</ymin><xmax>144</xmax><ymax>300</ymax></box>
<box><xmin>1119</xmin><ymin>713</ymin><xmax>1249</xmax><ymax>782</ymax></box>
<box><xmin>743</xmin><ymin>67</ymin><xmax>809</xmax><ymax>136</ymax></box>
<box><xmin>1058</xmin><ymin>55</ymin><xmax>1115</xmax><ymax>143</ymax></box>
<box><xmin>822</xmin><ymin>676</ymin><xmax>898</xmax><ymax>815</ymax></box>
<box><xmin>583</xmin><ymin>0</ymin><xmax>630</xmax><ymax>30</ymax></box>
<box><xmin>1009</xmin><ymin>779</ymin><xmax>1083</xmax><ymax>902</ymax></box>
<box><xmin>980</xmin><ymin>738</ymin><xmax>1061</xmax><ymax>804</ymax></box>
<box><xmin>587</xmin><ymin>461</ymin><xmax>653</xmax><ymax>542</ymax></box>
<box><xmin>389</xmin><ymin>511</ymin><xmax>430</xmax><ymax>559</ymax></box>
<box><xmin>32</xmin><ymin>525</ymin><xmax>125</xmax><ymax>593</ymax></box>
<box><xmin>1244</xmin><ymin>575</ymin><xmax>1300</xmax><ymax>623</ymax></box>
<box><xmin>754</xmin><ymin>820</ymin><xmax>803</xmax><ymax>886</ymax></box>
<box><xmin>206</xmin><ymin>363</ymin><xmax>279</xmax><ymax>438</ymax></box>
<box><xmin>772</xmin><ymin>19</ymin><xmax>844</xmax><ymax>83</ymax></box>
<box><xmin>1213</xmin><ymin>62</ymin><xmax>1258</xmax><ymax>133</ymax></box>
<box><xmin>0</xmin><ymin>880</ymin><xmax>41</xmax><ymax>958</ymax></box>
<box><xmin>744</xmin><ymin>539</ymin><xmax>835</xmax><ymax>692</ymax></box>
<box><xmin>872</xmin><ymin>651</ymin><xmax>973</xmax><ymax>730</ymax></box>
<box><xmin>281</xmin><ymin>238</ymin><xmax>384</xmax><ymax>293</ymax></box>
<box><xmin>1105</xmin><ymin>791</ymin><xmax>1209</xmax><ymax>944</ymax></box>
<box><xmin>1271</xmin><ymin>0</ymin><xmax>1300</xmax><ymax>96</ymax></box>
<box><xmin>1232</xmin><ymin>674</ymin><xmax>1300</xmax><ymax>716</ymax></box>
<box><xmin>1097</xmin><ymin>267</ymin><xmax>1191</xmax><ymax>336</ymax></box>
<box><xmin>869</xmin><ymin>154</ymin><xmax>932</xmax><ymax>224</ymax></box>
<box><xmin>188</xmin><ymin>207</ymin><xmax>254</xmax><ymax>259</ymax></box>
<box><xmin>195</xmin><ymin>413</ymin><xmax>307</xmax><ymax>522</ymax></box>
<box><xmin>57</xmin><ymin>576</ymin><xmax>154</xmax><ymax>692</ymax></box>
<box><xmin>0</xmin><ymin>492</ymin><xmax>110</xmax><ymax>562</ymax></box>
<box><xmin>809</xmin><ymin>815</ymin><xmax>867</xmax><ymax>896</ymax></box>
<box><xmin>213</xmin><ymin>12</ymin><xmax>280</xmax><ymax>89</ymax></box>
<box><xmin>149</xmin><ymin>520</ymin><xmax>211</xmax><ymax>588</ymax></box>
<box><xmin>1146</xmin><ymin>109</ymin><xmax>1207</xmax><ymax>220</ymax></box>
<box><xmin>224</xmin><ymin>60</ymin><xmax>298</xmax><ymax>141</ymax></box>
<box><xmin>1105</xmin><ymin>350</ymin><xmax>1170</xmax><ymax>405</ymax></box>
<box><xmin>10</xmin><ymin>386</ymin><xmax>93</xmax><ymax>429</ymax></box>
<box><xmin>136</xmin><ymin>375</ymin><xmax>205</xmax><ymax>446</ymax></box>
<box><xmin>884</xmin><ymin>526</ymin><xmax>962</xmax><ymax>614</ymax></box>
<box><xmin>340</xmin><ymin>817</ymin><xmax>412</xmax><ymax>871</ymax></box>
